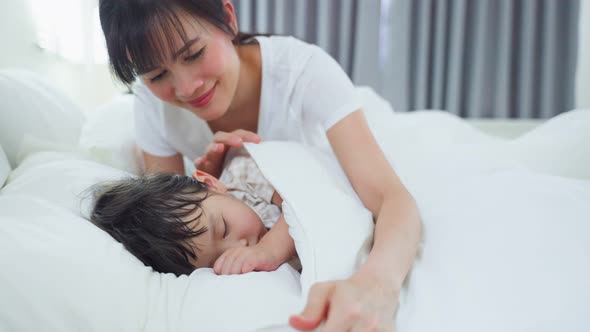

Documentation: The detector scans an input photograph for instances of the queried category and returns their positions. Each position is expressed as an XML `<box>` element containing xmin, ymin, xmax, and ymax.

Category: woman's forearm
<box><xmin>356</xmin><ymin>192</ymin><xmax>422</xmax><ymax>291</ymax></box>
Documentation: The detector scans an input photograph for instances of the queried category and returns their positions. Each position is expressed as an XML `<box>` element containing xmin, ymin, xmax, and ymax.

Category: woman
<box><xmin>99</xmin><ymin>0</ymin><xmax>421</xmax><ymax>330</ymax></box>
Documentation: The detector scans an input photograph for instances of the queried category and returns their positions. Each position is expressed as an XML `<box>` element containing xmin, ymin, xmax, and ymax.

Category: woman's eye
<box><xmin>185</xmin><ymin>47</ymin><xmax>205</xmax><ymax>62</ymax></box>
<box><xmin>149</xmin><ymin>70</ymin><xmax>167</xmax><ymax>83</ymax></box>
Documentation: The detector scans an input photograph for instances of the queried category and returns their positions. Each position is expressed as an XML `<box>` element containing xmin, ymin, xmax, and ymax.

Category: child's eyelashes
<box><xmin>222</xmin><ymin>217</ymin><xmax>228</xmax><ymax>238</ymax></box>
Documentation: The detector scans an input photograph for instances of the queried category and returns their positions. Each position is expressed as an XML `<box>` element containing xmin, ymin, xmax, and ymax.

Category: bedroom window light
<box><xmin>379</xmin><ymin>0</ymin><xmax>393</xmax><ymax>71</ymax></box>
<box><xmin>27</xmin><ymin>0</ymin><xmax>108</xmax><ymax>64</ymax></box>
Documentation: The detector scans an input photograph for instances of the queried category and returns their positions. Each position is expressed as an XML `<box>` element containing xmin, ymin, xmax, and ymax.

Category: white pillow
<box><xmin>245</xmin><ymin>142</ymin><xmax>375</xmax><ymax>302</ymax></box>
<box><xmin>78</xmin><ymin>94</ymin><xmax>196</xmax><ymax>176</ymax></box>
<box><xmin>0</xmin><ymin>152</ymin><xmax>301</xmax><ymax>332</ymax></box>
<box><xmin>0</xmin><ymin>69</ymin><xmax>86</xmax><ymax>168</ymax></box>
<box><xmin>1</xmin><ymin>151</ymin><xmax>130</xmax><ymax>217</ymax></box>
<box><xmin>439</xmin><ymin>109</ymin><xmax>590</xmax><ymax>181</ymax></box>
<box><xmin>0</xmin><ymin>145</ymin><xmax>9</xmax><ymax>188</ymax></box>
<box><xmin>507</xmin><ymin>109</ymin><xmax>590</xmax><ymax>179</ymax></box>
<box><xmin>79</xmin><ymin>94</ymin><xmax>142</xmax><ymax>174</ymax></box>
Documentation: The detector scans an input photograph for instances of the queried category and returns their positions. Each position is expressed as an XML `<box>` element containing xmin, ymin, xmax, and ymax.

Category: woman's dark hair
<box><xmin>89</xmin><ymin>173</ymin><xmax>210</xmax><ymax>276</ymax></box>
<box><xmin>99</xmin><ymin>0</ymin><xmax>254</xmax><ymax>85</ymax></box>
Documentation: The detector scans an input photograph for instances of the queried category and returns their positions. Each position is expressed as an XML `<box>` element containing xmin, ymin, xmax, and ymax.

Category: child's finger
<box><xmin>213</xmin><ymin>253</ymin><xmax>227</xmax><ymax>274</ymax></box>
<box><xmin>241</xmin><ymin>257</ymin><xmax>257</xmax><ymax>274</ymax></box>
<box><xmin>230</xmin><ymin>250</ymin><xmax>252</xmax><ymax>275</ymax></box>
<box><xmin>220</xmin><ymin>250</ymin><xmax>240</xmax><ymax>275</ymax></box>
<box><xmin>229</xmin><ymin>252</ymin><xmax>247</xmax><ymax>274</ymax></box>
<box><xmin>230</xmin><ymin>260</ymin><xmax>243</xmax><ymax>275</ymax></box>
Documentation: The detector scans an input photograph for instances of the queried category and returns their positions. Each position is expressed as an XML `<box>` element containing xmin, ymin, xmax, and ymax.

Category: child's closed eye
<box><xmin>222</xmin><ymin>217</ymin><xmax>228</xmax><ymax>238</ymax></box>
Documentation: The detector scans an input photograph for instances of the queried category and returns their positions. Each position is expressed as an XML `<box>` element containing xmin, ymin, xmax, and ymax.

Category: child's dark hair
<box><xmin>99</xmin><ymin>0</ymin><xmax>257</xmax><ymax>85</ymax></box>
<box><xmin>89</xmin><ymin>173</ymin><xmax>210</xmax><ymax>276</ymax></box>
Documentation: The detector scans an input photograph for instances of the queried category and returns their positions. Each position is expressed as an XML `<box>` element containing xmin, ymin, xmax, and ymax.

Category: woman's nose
<box><xmin>174</xmin><ymin>73</ymin><xmax>204</xmax><ymax>100</ymax></box>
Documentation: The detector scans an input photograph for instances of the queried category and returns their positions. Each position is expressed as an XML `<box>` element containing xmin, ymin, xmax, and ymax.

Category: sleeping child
<box><xmin>89</xmin><ymin>147</ymin><xmax>298</xmax><ymax>277</ymax></box>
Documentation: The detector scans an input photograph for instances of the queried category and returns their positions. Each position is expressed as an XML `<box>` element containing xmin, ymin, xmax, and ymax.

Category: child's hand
<box><xmin>213</xmin><ymin>245</ymin><xmax>280</xmax><ymax>275</ymax></box>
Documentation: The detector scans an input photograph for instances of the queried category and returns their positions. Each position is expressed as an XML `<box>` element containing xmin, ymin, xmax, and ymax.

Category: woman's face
<box><xmin>140</xmin><ymin>6</ymin><xmax>240</xmax><ymax>122</ymax></box>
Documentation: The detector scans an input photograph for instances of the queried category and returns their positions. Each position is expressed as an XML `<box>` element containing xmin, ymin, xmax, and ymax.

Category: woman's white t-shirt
<box><xmin>133</xmin><ymin>36</ymin><xmax>362</xmax><ymax>160</ymax></box>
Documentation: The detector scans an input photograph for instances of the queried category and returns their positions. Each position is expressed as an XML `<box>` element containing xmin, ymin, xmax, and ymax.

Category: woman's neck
<box><xmin>208</xmin><ymin>43</ymin><xmax>262</xmax><ymax>134</ymax></box>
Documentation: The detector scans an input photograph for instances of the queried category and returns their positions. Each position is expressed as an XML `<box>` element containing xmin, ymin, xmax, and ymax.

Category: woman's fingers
<box><xmin>195</xmin><ymin>143</ymin><xmax>225</xmax><ymax>177</ymax></box>
<box><xmin>212</xmin><ymin>131</ymin><xmax>242</xmax><ymax>146</ymax></box>
<box><xmin>212</xmin><ymin>130</ymin><xmax>261</xmax><ymax>146</ymax></box>
<box><xmin>231</xmin><ymin>129</ymin><xmax>261</xmax><ymax>143</ymax></box>
<box><xmin>194</xmin><ymin>156</ymin><xmax>204</xmax><ymax>167</ymax></box>
<box><xmin>289</xmin><ymin>282</ymin><xmax>334</xmax><ymax>331</ymax></box>
<box><xmin>195</xmin><ymin>159</ymin><xmax>219</xmax><ymax>177</ymax></box>
<box><xmin>205</xmin><ymin>142</ymin><xmax>224</xmax><ymax>155</ymax></box>
<box><xmin>214</xmin><ymin>132</ymin><xmax>242</xmax><ymax>146</ymax></box>
<box><xmin>322</xmin><ymin>298</ymin><xmax>362</xmax><ymax>332</ymax></box>
<box><xmin>195</xmin><ymin>130</ymin><xmax>261</xmax><ymax>177</ymax></box>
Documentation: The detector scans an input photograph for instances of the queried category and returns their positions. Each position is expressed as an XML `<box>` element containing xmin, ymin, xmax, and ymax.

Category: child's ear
<box><xmin>193</xmin><ymin>170</ymin><xmax>227</xmax><ymax>193</ymax></box>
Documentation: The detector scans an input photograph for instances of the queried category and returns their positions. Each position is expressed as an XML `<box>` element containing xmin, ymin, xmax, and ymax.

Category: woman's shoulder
<box><xmin>256</xmin><ymin>35</ymin><xmax>312</xmax><ymax>49</ymax></box>
<box><xmin>256</xmin><ymin>35</ymin><xmax>318</xmax><ymax>64</ymax></box>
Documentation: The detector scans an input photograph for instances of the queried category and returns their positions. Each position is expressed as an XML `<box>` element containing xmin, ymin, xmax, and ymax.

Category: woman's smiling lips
<box><xmin>187</xmin><ymin>84</ymin><xmax>216</xmax><ymax>108</ymax></box>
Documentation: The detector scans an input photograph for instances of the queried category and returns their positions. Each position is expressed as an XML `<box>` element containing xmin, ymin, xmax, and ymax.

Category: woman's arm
<box><xmin>329</xmin><ymin>110</ymin><xmax>421</xmax><ymax>289</ymax></box>
<box><xmin>142</xmin><ymin>151</ymin><xmax>185</xmax><ymax>175</ymax></box>
<box><xmin>291</xmin><ymin>110</ymin><xmax>422</xmax><ymax>331</ymax></box>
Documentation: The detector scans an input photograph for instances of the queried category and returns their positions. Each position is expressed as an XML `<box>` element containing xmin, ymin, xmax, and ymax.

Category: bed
<box><xmin>1</xmin><ymin>69</ymin><xmax>589</xmax><ymax>332</ymax></box>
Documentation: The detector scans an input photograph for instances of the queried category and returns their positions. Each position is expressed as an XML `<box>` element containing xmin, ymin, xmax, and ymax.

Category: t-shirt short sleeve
<box><xmin>133</xmin><ymin>82</ymin><xmax>177</xmax><ymax>157</ymax></box>
<box><xmin>296</xmin><ymin>46</ymin><xmax>362</xmax><ymax>131</ymax></box>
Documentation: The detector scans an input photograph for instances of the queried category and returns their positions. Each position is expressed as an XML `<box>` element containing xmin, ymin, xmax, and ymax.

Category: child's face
<box><xmin>189</xmin><ymin>173</ymin><xmax>268</xmax><ymax>269</ymax></box>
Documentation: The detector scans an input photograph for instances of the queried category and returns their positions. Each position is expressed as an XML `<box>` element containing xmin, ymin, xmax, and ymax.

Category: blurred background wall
<box><xmin>0</xmin><ymin>0</ymin><xmax>125</xmax><ymax>111</ymax></box>
<box><xmin>1</xmin><ymin>0</ymin><xmax>588</xmax><ymax>117</ymax></box>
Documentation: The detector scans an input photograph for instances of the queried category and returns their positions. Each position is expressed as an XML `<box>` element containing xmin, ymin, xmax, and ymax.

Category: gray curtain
<box><xmin>379</xmin><ymin>0</ymin><xmax>580</xmax><ymax>118</ymax></box>
<box><xmin>232</xmin><ymin>0</ymin><xmax>358</xmax><ymax>74</ymax></box>
<box><xmin>233</xmin><ymin>0</ymin><xmax>580</xmax><ymax>119</ymax></box>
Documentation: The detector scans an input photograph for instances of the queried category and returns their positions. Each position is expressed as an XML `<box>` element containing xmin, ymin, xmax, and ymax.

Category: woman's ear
<box><xmin>193</xmin><ymin>170</ymin><xmax>227</xmax><ymax>193</ymax></box>
<box><xmin>222</xmin><ymin>0</ymin><xmax>238</xmax><ymax>35</ymax></box>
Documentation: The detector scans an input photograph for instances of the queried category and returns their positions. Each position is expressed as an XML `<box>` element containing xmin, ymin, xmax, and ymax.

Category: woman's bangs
<box><xmin>126</xmin><ymin>7</ymin><xmax>194</xmax><ymax>78</ymax></box>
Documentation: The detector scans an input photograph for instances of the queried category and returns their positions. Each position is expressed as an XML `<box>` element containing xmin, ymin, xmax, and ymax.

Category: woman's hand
<box><xmin>195</xmin><ymin>129</ymin><xmax>261</xmax><ymax>178</ymax></box>
<box><xmin>289</xmin><ymin>271</ymin><xmax>398</xmax><ymax>332</ymax></box>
